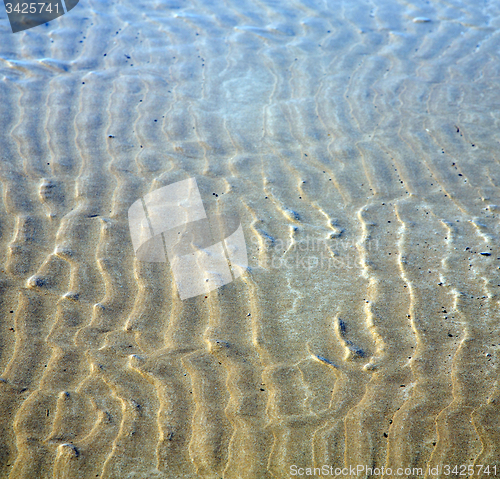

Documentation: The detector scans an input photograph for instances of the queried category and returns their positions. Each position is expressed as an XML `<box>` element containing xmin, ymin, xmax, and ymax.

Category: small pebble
<box><xmin>60</xmin><ymin>443</ymin><xmax>79</xmax><ymax>457</ymax></box>
<box><xmin>314</xmin><ymin>355</ymin><xmax>338</xmax><ymax>368</ymax></box>
<box><xmin>54</xmin><ymin>246</ymin><xmax>73</xmax><ymax>258</ymax></box>
<box><xmin>285</xmin><ymin>209</ymin><xmax>301</xmax><ymax>222</ymax></box>
<box><xmin>27</xmin><ymin>275</ymin><xmax>47</xmax><ymax>289</ymax></box>
<box><xmin>63</xmin><ymin>291</ymin><xmax>79</xmax><ymax>301</ymax></box>
<box><xmin>346</xmin><ymin>340</ymin><xmax>365</xmax><ymax>358</ymax></box>
<box><xmin>413</xmin><ymin>17</ymin><xmax>431</xmax><ymax>23</ymax></box>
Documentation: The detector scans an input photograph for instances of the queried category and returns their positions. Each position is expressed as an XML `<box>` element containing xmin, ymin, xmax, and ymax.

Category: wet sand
<box><xmin>0</xmin><ymin>0</ymin><xmax>500</xmax><ymax>477</ymax></box>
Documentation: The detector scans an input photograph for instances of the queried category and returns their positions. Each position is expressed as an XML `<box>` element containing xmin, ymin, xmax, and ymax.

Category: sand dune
<box><xmin>0</xmin><ymin>0</ymin><xmax>500</xmax><ymax>477</ymax></box>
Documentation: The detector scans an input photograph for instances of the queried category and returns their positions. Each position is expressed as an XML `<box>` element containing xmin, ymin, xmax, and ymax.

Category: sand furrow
<box><xmin>427</xmin><ymin>220</ymin><xmax>497</xmax><ymax>472</ymax></box>
<box><xmin>343</xmin><ymin>202</ymin><xmax>414</xmax><ymax>469</ymax></box>
<box><xmin>386</xmin><ymin>202</ymin><xmax>457</xmax><ymax>476</ymax></box>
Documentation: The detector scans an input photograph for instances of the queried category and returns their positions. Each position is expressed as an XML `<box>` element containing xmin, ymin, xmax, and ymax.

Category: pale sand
<box><xmin>0</xmin><ymin>0</ymin><xmax>500</xmax><ymax>477</ymax></box>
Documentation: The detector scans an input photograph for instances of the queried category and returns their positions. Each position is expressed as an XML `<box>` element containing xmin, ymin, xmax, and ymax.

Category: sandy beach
<box><xmin>0</xmin><ymin>0</ymin><xmax>499</xmax><ymax>477</ymax></box>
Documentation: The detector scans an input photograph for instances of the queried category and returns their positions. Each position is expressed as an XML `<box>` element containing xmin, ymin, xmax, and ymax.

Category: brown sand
<box><xmin>0</xmin><ymin>0</ymin><xmax>500</xmax><ymax>477</ymax></box>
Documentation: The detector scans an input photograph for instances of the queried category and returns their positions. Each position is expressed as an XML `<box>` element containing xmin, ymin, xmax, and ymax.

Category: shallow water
<box><xmin>0</xmin><ymin>0</ymin><xmax>499</xmax><ymax>477</ymax></box>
